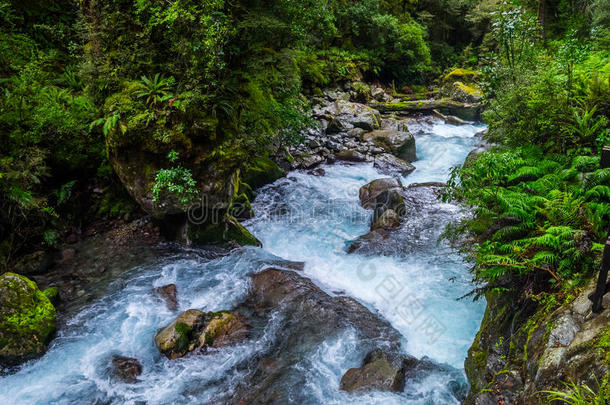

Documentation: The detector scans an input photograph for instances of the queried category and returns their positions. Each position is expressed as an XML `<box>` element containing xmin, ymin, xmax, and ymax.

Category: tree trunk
<box><xmin>537</xmin><ymin>0</ymin><xmax>546</xmax><ymax>43</ymax></box>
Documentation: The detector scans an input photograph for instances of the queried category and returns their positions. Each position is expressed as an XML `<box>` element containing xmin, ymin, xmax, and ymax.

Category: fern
<box><xmin>583</xmin><ymin>168</ymin><xmax>610</xmax><ymax>190</ymax></box>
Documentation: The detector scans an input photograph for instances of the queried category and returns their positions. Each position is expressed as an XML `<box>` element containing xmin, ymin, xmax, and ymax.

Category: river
<box><xmin>0</xmin><ymin>117</ymin><xmax>486</xmax><ymax>404</ymax></box>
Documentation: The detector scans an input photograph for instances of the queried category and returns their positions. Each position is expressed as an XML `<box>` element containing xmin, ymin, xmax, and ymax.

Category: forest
<box><xmin>1</xmin><ymin>0</ymin><xmax>610</xmax><ymax>403</ymax></box>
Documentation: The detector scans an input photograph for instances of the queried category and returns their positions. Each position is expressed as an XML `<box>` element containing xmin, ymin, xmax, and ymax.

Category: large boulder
<box><xmin>218</xmin><ymin>268</ymin><xmax>467</xmax><ymax>403</ymax></box>
<box><xmin>110</xmin><ymin>147</ymin><xmax>269</xmax><ymax>248</ymax></box>
<box><xmin>359</xmin><ymin>178</ymin><xmax>403</xmax><ymax>209</ymax></box>
<box><xmin>326</xmin><ymin>100</ymin><xmax>381</xmax><ymax>133</ymax></box>
<box><xmin>340</xmin><ymin>349</ymin><xmax>418</xmax><ymax>393</ymax></box>
<box><xmin>373</xmin><ymin>153</ymin><xmax>415</xmax><ymax>177</ymax></box>
<box><xmin>362</xmin><ymin>130</ymin><xmax>416</xmax><ymax>162</ymax></box>
<box><xmin>0</xmin><ymin>272</ymin><xmax>57</xmax><ymax>367</ymax></box>
<box><xmin>349</xmin><ymin>183</ymin><xmax>452</xmax><ymax>256</ymax></box>
<box><xmin>154</xmin><ymin>309</ymin><xmax>248</xmax><ymax>359</ymax></box>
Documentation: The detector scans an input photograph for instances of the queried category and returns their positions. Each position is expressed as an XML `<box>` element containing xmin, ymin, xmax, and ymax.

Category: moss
<box><xmin>456</xmin><ymin>81</ymin><xmax>483</xmax><ymax>97</ymax></box>
<box><xmin>187</xmin><ymin>215</ymin><xmax>261</xmax><ymax>247</ymax></box>
<box><xmin>230</xmin><ymin>192</ymin><xmax>254</xmax><ymax>219</ymax></box>
<box><xmin>596</xmin><ymin>326</ymin><xmax>610</xmax><ymax>365</ymax></box>
<box><xmin>241</xmin><ymin>156</ymin><xmax>285</xmax><ymax>191</ymax></box>
<box><xmin>0</xmin><ymin>273</ymin><xmax>57</xmax><ymax>364</ymax></box>
<box><xmin>174</xmin><ymin>322</ymin><xmax>193</xmax><ymax>353</ymax></box>
<box><xmin>223</xmin><ymin>215</ymin><xmax>261</xmax><ymax>246</ymax></box>
<box><xmin>443</xmin><ymin>68</ymin><xmax>479</xmax><ymax>83</ymax></box>
<box><xmin>203</xmin><ymin>312</ymin><xmax>234</xmax><ymax>345</ymax></box>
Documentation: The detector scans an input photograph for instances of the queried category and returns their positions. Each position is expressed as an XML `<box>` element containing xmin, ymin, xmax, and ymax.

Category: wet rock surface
<box><xmin>359</xmin><ymin>177</ymin><xmax>403</xmax><ymax>209</ymax></box>
<box><xmin>340</xmin><ymin>349</ymin><xmax>416</xmax><ymax>392</ymax></box>
<box><xmin>224</xmin><ymin>268</ymin><xmax>466</xmax><ymax>403</ymax></box>
<box><xmin>153</xmin><ymin>284</ymin><xmax>178</xmax><ymax>311</ymax></box>
<box><xmin>155</xmin><ymin>309</ymin><xmax>248</xmax><ymax>359</ymax></box>
<box><xmin>373</xmin><ymin>153</ymin><xmax>415</xmax><ymax>177</ymax></box>
<box><xmin>111</xmin><ymin>355</ymin><xmax>142</xmax><ymax>383</ymax></box>
<box><xmin>362</xmin><ymin>129</ymin><xmax>417</xmax><ymax>162</ymax></box>
<box><xmin>349</xmin><ymin>183</ymin><xmax>462</xmax><ymax>256</ymax></box>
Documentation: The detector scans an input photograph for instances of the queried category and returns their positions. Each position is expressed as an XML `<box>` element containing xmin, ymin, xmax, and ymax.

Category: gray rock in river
<box><xmin>373</xmin><ymin>153</ymin><xmax>415</xmax><ymax>177</ymax></box>
<box><xmin>359</xmin><ymin>177</ymin><xmax>403</xmax><ymax>209</ymax></box>
<box><xmin>349</xmin><ymin>183</ymin><xmax>459</xmax><ymax>256</ymax></box>
<box><xmin>326</xmin><ymin>100</ymin><xmax>381</xmax><ymax>133</ymax></box>
<box><xmin>340</xmin><ymin>348</ymin><xmax>418</xmax><ymax>392</ymax></box>
<box><xmin>362</xmin><ymin>129</ymin><xmax>416</xmax><ymax>162</ymax></box>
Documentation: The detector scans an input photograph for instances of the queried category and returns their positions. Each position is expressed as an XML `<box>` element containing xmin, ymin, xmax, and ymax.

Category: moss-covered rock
<box><xmin>465</xmin><ymin>278</ymin><xmax>610</xmax><ymax>404</ymax></box>
<box><xmin>155</xmin><ymin>309</ymin><xmax>205</xmax><ymax>359</ymax></box>
<box><xmin>155</xmin><ymin>309</ymin><xmax>248</xmax><ymax>359</ymax></box>
<box><xmin>0</xmin><ymin>272</ymin><xmax>57</xmax><ymax>367</ymax></box>
<box><xmin>443</xmin><ymin>68</ymin><xmax>479</xmax><ymax>84</ymax></box>
<box><xmin>187</xmin><ymin>215</ymin><xmax>261</xmax><ymax>247</ymax></box>
<box><xmin>198</xmin><ymin>311</ymin><xmax>248</xmax><ymax>348</ymax></box>
<box><xmin>241</xmin><ymin>156</ymin><xmax>285</xmax><ymax>191</ymax></box>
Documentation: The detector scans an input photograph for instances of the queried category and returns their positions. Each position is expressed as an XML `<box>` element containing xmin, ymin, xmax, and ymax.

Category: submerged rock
<box><xmin>0</xmin><ymin>273</ymin><xmax>57</xmax><ymax>367</ymax></box>
<box><xmin>153</xmin><ymin>284</ymin><xmax>178</xmax><ymax>311</ymax></box>
<box><xmin>154</xmin><ymin>309</ymin><xmax>248</xmax><ymax>359</ymax></box>
<box><xmin>111</xmin><ymin>355</ymin><xmax>142</xmax><ymax>383</ymax></box>
<box><xmin>362</xmin><ymin>129</ymin><xmax>416</xmax><ymax>162</ymax></box>
<box><xmin>373</xmin><ymin>153</ymin><xmax>415</xmax><ymax>177</ymax></box>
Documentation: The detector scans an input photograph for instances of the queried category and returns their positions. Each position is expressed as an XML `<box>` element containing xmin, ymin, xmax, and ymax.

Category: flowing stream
<box><xmin>0</xmin><ymin>117</ymin><xmax>486</xmax><ymax>404</ymax></box>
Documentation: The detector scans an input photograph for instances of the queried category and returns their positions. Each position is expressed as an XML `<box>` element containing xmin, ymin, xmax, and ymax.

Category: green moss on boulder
<box><xmin>443</xmin><ymin>68</ymin><xmax>479</xmax><ymax>84</ymax></box>
<box><xmin>0</xmin><ymin>272</ymin><xmax>57</xmax><ymax>366</ymax></box>
<box><xmin>187</xmin><ymin>215</ymin><xmax>261</xmax><ymax>247</ymax></box>
<box><xmin>241</xmin><ymin>157</ymin><xmax>285</xmax><ymax>191</ymax></box>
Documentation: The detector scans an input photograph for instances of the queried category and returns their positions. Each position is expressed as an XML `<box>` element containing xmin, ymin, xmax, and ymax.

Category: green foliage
<box><xmin>542</xmin><ymin>378</ymin><xmax>610</xmax><ymax>405</ymax></box>
<box><xmin>443</xmin><ymin>146</ymin><xmax>609</xmax><ymax>292</ymax></box>
<box><xmin>135</xmin><ymin>74</ymin><xmax>175</xmax><ymax>108</ymax></box>
<box><xmin>151</xmin><ymin>151</ymin><xmax>199</xmax><ymax>206</ymax></box>
<box><xmin>482</xmin><ymin>2</ymin><xmax>610</xmax><ymax>153</ymax></box>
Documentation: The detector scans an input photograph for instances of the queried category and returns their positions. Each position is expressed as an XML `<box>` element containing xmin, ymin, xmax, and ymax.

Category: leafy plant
<box><xmin>135</xmin><ymin>74</ymin><xmax>175</xmax><ymax>107</ymax></box>
<box><xmin>151</xmin><ymin>151</ymin><xmax>199</xmax><ymax>206</ymax></box>
<box><xmin>542</xmin><ymin>379</ymin><xmax>610</xmax><ymax>405</ymax></box>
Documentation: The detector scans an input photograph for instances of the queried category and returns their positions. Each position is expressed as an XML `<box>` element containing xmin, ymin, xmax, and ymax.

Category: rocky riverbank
<box><xmin>464</xmin><ymin>278</ymin><xmax>610</xmax><ymax>404</ymax></box>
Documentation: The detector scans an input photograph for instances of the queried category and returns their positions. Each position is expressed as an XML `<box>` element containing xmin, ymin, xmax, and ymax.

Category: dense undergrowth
<box><xmin>443</xmin><ymin>1</ymin><xmax>610</xmax><ymax>296</ymax></box>
<box><xmin>441</xmin><ymin>2</ymin><xmax>610</xmax><ymax>401</ymax></box>
<box><xmin>1</xmin><ymin>0</ymin><xmax>438</xmax><ymax>267</ymax></box>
